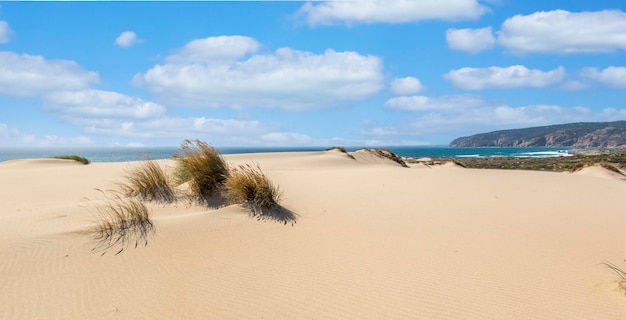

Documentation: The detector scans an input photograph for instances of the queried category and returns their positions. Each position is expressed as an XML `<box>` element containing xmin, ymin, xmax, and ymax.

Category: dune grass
<box><xmin>224</xmin><ymin>164</ymin><xmax>283</xmax><ymax>217</ymax></box>
<box><xmin>325</xmin><ymin>146</ymin><xmax>356</xmax><ymax>159</ymax></box>
<box><xmin>118</xmin><ymin>160</ymin><xmax>176</xmax><ymax>203</ymax></box>
<box><xmin>91</xmin><ymin>190</ymin><xmax>155</xmax><ymax>255</ymax></box>
<box><xmin>53</xmin><ymin>155</ymin><xmax>90</xmax><ymax>165</ymax></box>
<box><xmin>601</xmin><ymin>261</ymin><xmax>626</xmax><ymax>295</ymax></box>
<box><xmin>173</xmin><ymin>139</ymin><xmax>229</xmax><ymax>205</ymax></box>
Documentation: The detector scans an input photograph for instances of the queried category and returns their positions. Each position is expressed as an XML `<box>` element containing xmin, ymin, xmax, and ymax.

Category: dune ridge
<box><xmin>1</xmin><ymin>152</ymin><xmax>625</xmax><ymax>319</ymax></box>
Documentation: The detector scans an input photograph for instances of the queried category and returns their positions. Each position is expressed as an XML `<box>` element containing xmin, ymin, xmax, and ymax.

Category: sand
<box><xmin>1</xmin><ymin>151</ymin><xmax>625</xmax><ymax>319</ymax></box>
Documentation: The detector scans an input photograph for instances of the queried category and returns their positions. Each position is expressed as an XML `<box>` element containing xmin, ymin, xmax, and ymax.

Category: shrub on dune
<box><xmin>91</xmin><ymin>191</ymin><xmax>155</xmax><ymax>255</ymax></box>
<box><xmin>119</xmin><ymin>160</ymin><xmax>176</xmax><ymax>203</ymax></box>
<box><xmin>53</xmin><ymin>155</ymin><xmax>90</xmax><ymax>165</ymax></box>
<box><xmin>224</xmin><ymin>164</ymin><xmax>283</xmax><ymax>217</ymax></box>
<box><xmin>173</xmin><ymin>139</ymin><xmax>228</xmax><ymax>205</ymax></box>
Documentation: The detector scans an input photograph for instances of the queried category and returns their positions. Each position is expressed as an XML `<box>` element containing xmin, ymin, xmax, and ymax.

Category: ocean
<box><xmin>0</xmin><ymin>146</ymin><xmax>572</xmax><ymax>163</ymax></box>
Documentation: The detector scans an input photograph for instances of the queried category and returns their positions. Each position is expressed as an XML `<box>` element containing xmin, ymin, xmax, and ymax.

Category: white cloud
<box><xmin>134</xmin><ymin>36</ymin><xmax>383</xmax><ymax>111</ymax></box>
<box><xmin>115</xmin><ymin>31</ymin><xmax>142</xmax><ymax>48</ymax></box>
<box><xmin>166</xmin><ymin>35</ymin><xmax>259</xmax><ymax>63</ymax></box>
<box><xmin>581</xmin><ymin>67</ymin><xmax>626</xmax><ymax>88</ymax></box>
<box><xmin>390</xmin><ymin>77</ymin><xmax>425</xmax><ymax>95</ymax></box>
<box><xmin>44</xmin><ymin>89</ymin><xmax>166</xmax><ymax>119</ymax></box>
<box><xmin>74</xmin><ymin>116</ymin><xmax>266</xmax><ymax>140</ymax></box>
<box><xmin>261</xmin><ymin>132</ymin><xmax>312</xmax><ymax>145</ymax></box>
<box><xmin>0</xmin><ymin>122</ymin><xmax>93</xmax><ymax>147</ymax></box>
<box><xmin>375</xmin><ymin>94</ymin><xmax>626</xmax><ymax>139</ymax></box>
<box><xmin>446</xmin><ymin>27</ymin><xmax>495</xmax><ymax>53</ymax></box>
<box><xmin>385</xmin><ymin>94</ymin><xmax>489</xmax><ymax>111</ymax></box>
<box><xmin>0</xmin><ymin>51</ymin><xmax>99</xmax><ymax>97</ymax></box>
<box><xmin>497</xmin><ymin>10</ymin><xmax>626</xmax><ymax>54</ymax></box>
<box><xmin>297</xmin><ymin>0</ymin><xmax>489</xmax><ymax>26</ymax></box>
<box><xmin>0</xmin><ymin>21</ymin><xmax>11</xmax><ymax>43</ymax></box>
<box><xmin>444</xmin><ymin>65</ymin><xmax>565</xmax><ymax>90</ymax></box>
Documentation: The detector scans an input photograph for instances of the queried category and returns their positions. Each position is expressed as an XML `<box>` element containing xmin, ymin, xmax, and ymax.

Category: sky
<box><xmin>1</xmin><ymin>0</ymin><xmax>626</xmax><ymax>148</ymax></box>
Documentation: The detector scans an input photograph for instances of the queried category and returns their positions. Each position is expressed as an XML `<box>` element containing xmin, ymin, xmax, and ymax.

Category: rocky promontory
<box><xmin>450</xmin><ymin>121</ymin><xmax>626</xmax><ymax>148</ymax></box>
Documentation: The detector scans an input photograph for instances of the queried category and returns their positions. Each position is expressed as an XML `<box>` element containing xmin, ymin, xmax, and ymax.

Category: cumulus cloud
<box><xmin>78</xmin><ymin>116</ymin><xmax>266</xmax><ymax>140</ymax></box>
<box><xmin>134</xmin><ymin>36</ymin><xmax>383</xmax><ymax>111</ymax></box>
<box><xmin>115</xmin><ymin>31</ymin><xmax>142</xmax><ymax>48</ymax></box>
<box><xmin>497</xmin><ymin>10</ymin><xmax>626</xmax><ymax>54</ymax></box>
<box><xmin>374</xmin><ymin>94</ymin><xmax>626</xmax><ymax>139</ymax></box>
<box><xmin>446</xmin><ymin>27</ymin><xmax>495</xmax><ymax>53</ymax></box>
<box><xmin>0</xmin><ymin>122</ymin><xmax>93</xmax><ymax>147</ymax></box>
<box><xmin>0</xmin><ymin>52</ymin><xmax>99</xmax><ymax>97</ymax></box>
<box><xmin>166</xmin><ymin>35</ymin><xmax>259</xmax><ymax>63</ymax></box>
<box><xmin>261</xmin><ymin>132</ymin><xmax>312</xmax><ymax>145</ymax></box>
<box><xmin>297</xmin><ymin>0</ymin><xmax>489</xmax><ymax>26</ymax></box>
<box><xmin>444</xmin><ymin>65</ymin><xmax>565</xmax><ymax>90</ymax></box>
<box><xmin>44</xmin><ymin>89</ymin><xmax>166</xmax><ymax>119</ymax></box>
<box><xmin>385</xmin><ymin>94</ymin><xmax>489</xmax><ymax>111</ymax></box>
<box><xmin>0</xmin><ymin>21</ymin><xmax>12</xmax><ymax>43</ymax></box>
<box><xmin>581</xmin><ymin>67</ymin><xmax>626</xmax><ymax>88</ymax></box>
<box><xmin>390</xmin><ymin>77</ymin><xmax>425</xmax><ymax>95</ymax></box>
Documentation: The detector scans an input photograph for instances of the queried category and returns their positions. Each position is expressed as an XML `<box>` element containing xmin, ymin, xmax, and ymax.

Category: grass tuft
<box><xmin>91</xmin><ymin>190</ymin><xmax>155</xmax><ymax>255</ymax></box>
<box><xmin>601</xmin><ymin>261</ymin><xmax>626</xmax><ymax>295</ymax></box>
<box><xmin>325</xmin><ymin>146</ymin><xmax>355</xmax><ymax>159</ymax></box>
<box><xmin>118</xmin><ymin>160</ymin><xmax>176</xmax><ymax>203</ymax></box>
<box><xmin>224</xmin><ymin>163</ymin><xmax>283</xmax><ymax>218</ymax></box>
<box><xmin>54</xmin><ymin>155</ymin><xmax>90</xmax><ymax>165</ymax></box>
<box><xmin>173</xmin><ymin>139</ymin><xmax>229</xmax><ymax>205</ymax></box>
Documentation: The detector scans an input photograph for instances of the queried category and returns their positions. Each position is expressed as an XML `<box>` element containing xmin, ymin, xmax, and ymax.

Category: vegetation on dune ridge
<box><xmin>90</xmin><ymin>190</ymin><xmax>155</xmax><ymax>255</ymax></box>
<box><xmin>173</xmin><ymin>139</ymin><xmax>229</xmax><ymax>205</ymax></box>
<box><xmin>410</xmin><ymin>150</ymin><xmax>626</xmax><ymax>173</ymax></box>
<box><xmin>53</xmin><ymin>155</ymin><xmax>90</xmax><ymax>165</ymax></box>
<box><xmin>325</xmin><ymin>146</ymin><xmax>356</xmax><ymax>159</ymax></box>
<box><xmin>118</xmin><ymin>160</ymin><xmax>176</xmax><ymax>204</ymax></box>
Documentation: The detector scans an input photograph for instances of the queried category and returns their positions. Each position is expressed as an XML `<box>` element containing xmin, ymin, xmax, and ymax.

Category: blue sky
<box><xmin>1</xmin><ymin>0</ymin><xmax>626</xmax><ymax>148</ymax></box>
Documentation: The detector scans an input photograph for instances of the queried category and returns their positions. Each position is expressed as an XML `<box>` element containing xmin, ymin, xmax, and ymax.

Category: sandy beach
<box><xmin>1</xmin><ymin>150</ymin><xmax>626</xmax><ymax>319</ymax></box>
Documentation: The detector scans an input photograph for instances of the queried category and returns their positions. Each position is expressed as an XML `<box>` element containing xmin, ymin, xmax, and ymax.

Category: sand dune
<box><xmin>1</xmin><ymin>152</ymin><xmax>626</xmax><ymax>319</ymax></box>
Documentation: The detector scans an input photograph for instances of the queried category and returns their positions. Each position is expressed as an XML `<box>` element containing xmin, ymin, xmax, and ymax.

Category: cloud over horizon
<box><xmin>297</xmin><ymin>0</ymin><xmax>489</xmax><ymax>26</ymax></box>
<box><xmin>134</xmin><ymin>36</ymin><xmax>384</xmax><ymax>111</ymax></box>
<box><xmin>444</xmin><ymin>65</ymin><xmax>566</xmax><ymax>90</ymax></box>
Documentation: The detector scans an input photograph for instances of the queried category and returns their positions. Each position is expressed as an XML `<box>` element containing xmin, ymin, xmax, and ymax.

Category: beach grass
<box><xmin>325</xmin><ymin>146</ymin><xmax>355</xmax><ymax>159</ymax></box>
<box><xmin>119</xmin><ymin>160</ymin><xmax>176</xmax><ymax>203</ymax></box>
<box><xmin>601</xmin><ymin>261</ymin><xmax>626</xmax><ymax>295</ymax></box>
<box><xmin>53</xmin><ymin>155</ymin><xmax>90</xmax><ymax>165</ymax></box>
<box><xmin>173</xmin><ymin>139</ymin><xmax>229</xmax><ymax>205</ymax></box>
<box><xmin>224</xmin><ymin>163</ymin><xmax>283</xmax><ymax>217</ymax></box>
<box><xmin>91</xmin><ymin>190</ymin><xmax>155</xmax><ymax>255</ymax></box>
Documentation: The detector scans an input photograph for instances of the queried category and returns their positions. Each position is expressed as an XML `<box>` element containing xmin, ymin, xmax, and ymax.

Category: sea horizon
<box><xmin>0</xmin><ymin>145</ymin><xmax>573</xmax><ymax>163</ymax></box>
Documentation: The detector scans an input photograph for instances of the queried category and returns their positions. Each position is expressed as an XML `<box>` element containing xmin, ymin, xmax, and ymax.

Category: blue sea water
<box><xmin>0</xmin><ymin>146</ymin><xmax>572</xmax><ymax>163</ymax></box>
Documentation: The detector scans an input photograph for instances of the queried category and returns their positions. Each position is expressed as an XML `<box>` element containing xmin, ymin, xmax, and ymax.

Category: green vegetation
<box><xmin>445</xmin><ymin>152</ymin><xmax>626</xmax><ymax>173</ymax></box>
<box><xmin>173</xmin><ymin>139</ymin><xmax>229</xmax><ymax>205</ymax></box>
<box><xmin>325</xmin><ymin>146</ymin><xmax>355</xmax><ymax>159</ymax></box>
<box><xmin>91</xmin><ymin>190</ymin><xmax>155</xmax><ymax>255</ymax></box>
<box><xmin>53</xmin><ymin>155</ymin><xmax>90</xmax><ymax>165</ymax></box>
<box><xmin>119</xmin><ymin>160</ymin><xmax>176</xmax><ymax>203</ymax></box>
<box><xmin>224</xmin><ymin>164</ymin><xmax>283</xmax><ymax>217</ymax></box>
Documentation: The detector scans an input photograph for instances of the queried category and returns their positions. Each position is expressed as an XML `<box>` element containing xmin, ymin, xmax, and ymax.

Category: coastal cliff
<box><xmin>449</xmin><ymin>121</ymin><xmax>626</xmax><ymax>148</ymax></box>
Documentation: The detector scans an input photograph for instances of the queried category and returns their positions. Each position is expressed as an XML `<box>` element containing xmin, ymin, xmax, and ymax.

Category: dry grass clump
<box><xmin>224</xmin><ymin>164</ymin><xmax>283</xmax><ymax>217</ymax></box>
<box><xmin>53</xmin><ymin>155</ymin><xmax>90</xmax><ymax>165</ymax></box>
<box><xmin>119</xmin><ymin>160</ymin><xmax>176</xmax><ymax>203</ymax></box>
<box><xmin>325</xmin><ymin>146</ymin><xmax>356</xmax><ymax>159</ymax></box>
<box><xmin>91</xmin><ymin>190</ymin><xmax>155</xmax><ymax>255</ymax></box>
<box><xmin>601</xmin><ymin>261</ymin><xmax>626</xmax><ymax>295</ymax></box>
<box><xmin>173</xmin><ymin>139</ymin><xmax>228</xmax><ymax>205</ymax></box>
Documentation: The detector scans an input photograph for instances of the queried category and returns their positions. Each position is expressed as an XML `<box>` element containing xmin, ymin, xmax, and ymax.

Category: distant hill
<box><xmin>449</xmin><ymin>121</ymin><xmax>626</xmax><ymax>148</ymax></box>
